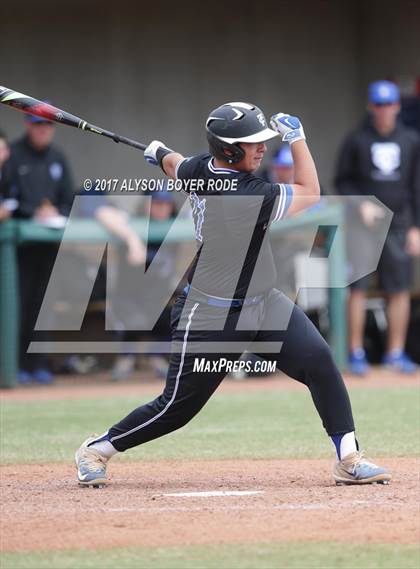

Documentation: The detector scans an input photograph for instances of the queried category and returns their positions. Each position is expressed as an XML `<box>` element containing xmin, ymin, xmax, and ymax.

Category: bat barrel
<box><xmin>0</xmin><ymin>86</ymin><xmax>84</xmax><ymax>128</ymax></box>
<box><xmin>0</xmin><ymin>85</ymin><xmax>148</xmax><ymax>152</ymax></box>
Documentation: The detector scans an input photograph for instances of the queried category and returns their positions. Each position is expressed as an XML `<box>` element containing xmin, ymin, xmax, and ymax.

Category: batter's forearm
<box><xmin>162</xmin><ymin>152</ymin><xmax>185</xmax><ymax>180</ymax></box>
<box><xmin>287</xmin><ymin>140</ymin><xmax>320</xmax><ymax>215</ymax></box>
<box><xmin>269</xmin><ymin>113</ymin><xmax>320</xmax><ymax>215</ymax></box>
<box><xmin>291</xmin><ymin>140</ymin><xmax>320</xmax><ymax>197</ymax></box>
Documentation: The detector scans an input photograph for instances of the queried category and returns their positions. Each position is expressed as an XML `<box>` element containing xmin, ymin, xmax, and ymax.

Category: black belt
<box><xmin>183</xmin><ymin>284</ymin><xmax>263</xmax><ymax>308</ymax></box>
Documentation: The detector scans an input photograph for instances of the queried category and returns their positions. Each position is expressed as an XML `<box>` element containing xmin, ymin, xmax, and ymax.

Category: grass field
<box><xmin>3</xmin><ymin>543</ymin><xmax>420</xmax><ymax>569</ymax></box>
<box><xmin>2</xmin><ymin>386</ymin><xmax>418</xmax><ymax>463</ymax></box>
<box><xmin>1</xmin><ymin>379</ymin><xmax>419</xmax><ymax>569</ymax></box>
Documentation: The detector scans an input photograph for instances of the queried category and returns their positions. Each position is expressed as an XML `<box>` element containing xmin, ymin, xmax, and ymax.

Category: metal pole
<box><xmin>327</xmin><ymin>208</ymin><xmax>348</xmax><ymax>371</ymax></box>
<box><xmin>0</xmin><ymin>220</ymin><xmax>18</xmax><ymax>387</ymax></box>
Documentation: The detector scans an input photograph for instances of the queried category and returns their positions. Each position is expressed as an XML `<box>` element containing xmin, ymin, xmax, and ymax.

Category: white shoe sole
<box><xmin>77</xmin><ymin>478</ymin><xmax>107</xmax><ymax>488</ymax></box>
<box><xmin>334</xmin><ymin>473</ymin><xmax>391</xmax><ymax>485</ymax></box>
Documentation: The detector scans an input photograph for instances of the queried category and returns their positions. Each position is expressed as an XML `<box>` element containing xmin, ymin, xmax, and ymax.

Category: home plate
<box><xmin>162</xmin><ymin>490</ymin><xmax>264</xmax><ymax>498</ymax></box>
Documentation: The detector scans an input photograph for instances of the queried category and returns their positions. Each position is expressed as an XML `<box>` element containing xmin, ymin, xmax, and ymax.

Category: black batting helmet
<box><xmin>206</xmin><ymin>102</ymin><xmax>278</xmax><ymax>164</ymax></box>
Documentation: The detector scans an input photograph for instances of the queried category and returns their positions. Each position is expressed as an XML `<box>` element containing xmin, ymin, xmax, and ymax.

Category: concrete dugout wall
<box><xmin>1</xmin><ymin>0</ymin><xmax>419</xmax><ymax>192</ymax></box>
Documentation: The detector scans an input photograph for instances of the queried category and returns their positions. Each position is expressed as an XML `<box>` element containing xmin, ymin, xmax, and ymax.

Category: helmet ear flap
<box><xmin>206</xmin><ymin>132</ymin><xmax>245</xmax><ymax>164</ymax></box>
<box><xmin>221</xmin><ymin>142</ymin><xmax>245</xmax><ymax>164</ymax></box>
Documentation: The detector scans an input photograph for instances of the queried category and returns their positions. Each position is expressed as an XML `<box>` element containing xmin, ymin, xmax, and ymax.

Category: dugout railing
<box><xmin>0</xmin><ymin>205</ymin><xmax>347</xmax><ymax>387</ymax></box>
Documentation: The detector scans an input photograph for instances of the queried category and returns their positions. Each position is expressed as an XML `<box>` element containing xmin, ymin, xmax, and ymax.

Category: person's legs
<box><xmin>17</xmin><ymin>245</ymin><xmax>47</xmax><ymax>377</ymax></box>
<box><xmin>347</xmin><ymin>285</ymin><xmax>370</xmax><ymax>375</ymax></box>
<box><xmin>18</xmin><ymin>245</ymin><xmax>35</xmax><ymax>374</ymax></box>
<box><xmin>348</xmin><ymin>288</ymin><xmax>367</xmax><ymax>352</ymax></box>
<box><xmin>76</xmin><ymin>294</ymin><xmax>252</xmax><ymax>485</ymax></box>
<box><xmin>30</xmin><ymin>244</ymin><xmax>58</xmax><ymax>378</ymax></box>
<box><xmin>382</xmin><ymin>290</ymin><xmax>416</xmax><ymax>372</ymax></box>
<box><xmin>108</xmin><ymin>295</ymin><xmax>252</xmax><ymax>450</ymax></box>
<box><xmin>378</xmin><ymin>228</ymin><xmax>416</xmax><ymax>373</ymax></box>
<box><xmin>255</xmin><ymin>289</ymin><xmax>390</xmax><ymax>484</ymax></box>
<box><xmin>111</xmin><ymin>330</ymin><xmax>137</xmax><ymax>381</ymax></box>
<box><xmin>75</xmin><ymin>347</ymin><xmax>231</xmax><ymax>487</ymax></box>
<box><xmin>256</xmin><ymin>289</ymin><xmax>354</xmax><ymax>437</ymax></box>
<box><xmin>18</xmin><ymin>244</ymin><xmax>57</xmax><ymax>378</ymax></box>
<box><xmin>386</xmin><ymin>290</ymin><xmax>410</xmax><ymax>353</ymax></box>
<box><xmin>108</xmin><ymin>350</ymin><xmax>230</xmax><ymax>451</ymax></box>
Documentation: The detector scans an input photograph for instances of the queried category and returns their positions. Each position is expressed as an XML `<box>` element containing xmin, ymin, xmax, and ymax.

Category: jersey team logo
<box><xmin>371</xmin><ymin>142</ymin><xmax>401</xmax><ymax>176</ymax></box>
<box><xmin>49</xmin><ymin>162</ymin><xmax>63</xmax><ymax>181</ymax></box>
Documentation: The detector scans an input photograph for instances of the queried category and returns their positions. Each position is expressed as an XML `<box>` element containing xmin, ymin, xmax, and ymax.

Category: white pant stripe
<box><xmin>110</xmin><ymin>302</ymin><xmax>200</xmax><ymax>443</ymax></box>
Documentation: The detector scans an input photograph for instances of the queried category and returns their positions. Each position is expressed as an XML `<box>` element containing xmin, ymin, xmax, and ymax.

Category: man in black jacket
<box><xmin>0</xmin><ymin>113</ymin><xmax>75</xmax><ymax>383</ymax></box>
<box><xmin>335</xmin><ymin>80</ymin><xmax>420</xmax><ymax>375</ymax></box>
<box><xmin>0</xmin><ymin>129</ymin><xmax>12</xmax><ymax>221</ymax></box>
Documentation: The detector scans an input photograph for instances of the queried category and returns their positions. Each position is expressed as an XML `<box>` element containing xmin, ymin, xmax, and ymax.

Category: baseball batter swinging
<box><xmin>75</xmin><ymin>102</ymin><xmax>391</xmax><ymax>487</ymax></box>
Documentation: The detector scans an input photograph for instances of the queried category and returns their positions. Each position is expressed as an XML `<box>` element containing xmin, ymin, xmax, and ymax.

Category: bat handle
<box><xmin>114</xmin><ymin>134</ymin><xmax>147</xmax><ymax>151</ymax></box>
<box><xmin>84</xmin><ymin>123</ymin><xmax>147</xmax><ymax>151</ymax></box>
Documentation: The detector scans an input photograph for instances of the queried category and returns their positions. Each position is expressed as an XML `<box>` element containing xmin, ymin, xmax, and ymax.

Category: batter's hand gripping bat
<box><xmin>0</xmin><ymin>85</ymin><xmax>147</xmax><ymax>151</ymax></box>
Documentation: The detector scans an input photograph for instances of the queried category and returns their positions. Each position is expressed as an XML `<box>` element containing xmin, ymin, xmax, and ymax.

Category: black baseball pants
<box><xmin>108</xmin><ymin>288</ymin><xmax>355</xmax><ymax>451</ymax></box>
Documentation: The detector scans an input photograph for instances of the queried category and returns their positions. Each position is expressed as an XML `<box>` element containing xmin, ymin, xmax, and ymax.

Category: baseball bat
<box><xmin>0</xmin><ymin>85</ymin><xmax>147</xmax><ymax>151</ymax></box>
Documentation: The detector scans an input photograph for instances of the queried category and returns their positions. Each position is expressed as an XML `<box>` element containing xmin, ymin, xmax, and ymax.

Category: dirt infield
<box><xmin>1</xmin><ymin>369</ymin><xmax>418</xmax><ymax>554</ymax></box>
<box><xmin>1</xmin><ymin>367</ymin><xmax>418</xmax><ymax>402</ymax></box>
<box><xmin>1</xmin><ymin>458</ymin><xmax>418</xmax><ymax>553</ymax></box>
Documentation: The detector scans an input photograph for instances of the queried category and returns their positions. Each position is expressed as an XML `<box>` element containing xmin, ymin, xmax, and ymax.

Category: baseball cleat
<box><xmin>333</xmin><ymin>451</ymin><xmax>391</xmax><ymax>485</ymax></box>
<box><xmin>75</xmin><ymin>435</ymin><xmax>108</xmax><ymax>488</ymax></box>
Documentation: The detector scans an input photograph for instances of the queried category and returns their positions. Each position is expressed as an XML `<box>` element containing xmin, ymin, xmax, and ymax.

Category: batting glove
<box><xmin>144</xmin><ymin>140</ymin><xmax>174</xmax><ymax>167</ymax></box>
<box><xmin>270</xmin><ymin>113</ymin><xmax>306</xmax><ymax>144</ymax></box>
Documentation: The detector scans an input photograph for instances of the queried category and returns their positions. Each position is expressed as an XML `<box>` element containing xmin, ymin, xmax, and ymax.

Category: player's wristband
<box><xmin>156</xmin><ymin>146</ymin><xmax>174</xmax><ymax>168</ymax></box>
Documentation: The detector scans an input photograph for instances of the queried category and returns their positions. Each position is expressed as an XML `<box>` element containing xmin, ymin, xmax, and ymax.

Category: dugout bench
<box><xmin>0</xmin><ymin>204</ymin><xmax>347</xmax><ymax>387</ymax></box>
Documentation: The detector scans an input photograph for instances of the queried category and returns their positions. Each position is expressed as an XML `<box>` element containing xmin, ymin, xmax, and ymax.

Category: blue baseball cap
<box><xmin>368</xmin><ymin>81</ymin><xmax>400</xmax><ymax>105</ymax></box>
<box><xmin>272</xmin><ymin>146</ymin><xmax>294</xmax><ymax>168</ymax></box>
<box><xmin>25</xmin><ymin>114</ymin><xmax>53</xmax><ymax>124</ymax></box>
<box><xmin>150</xmin><ymin>182</ymin><xmax>174</xmax><ymax>202</ymax></box>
